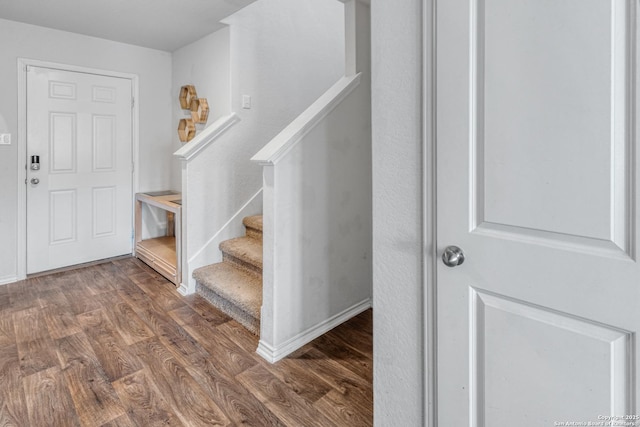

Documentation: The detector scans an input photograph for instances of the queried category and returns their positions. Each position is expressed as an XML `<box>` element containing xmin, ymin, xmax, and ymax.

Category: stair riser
<box><xmin>196</xmin><ymin>283</ymin><xmax>260</xmax><ymax>335</ymax></box>
<box><xmin>222</xmin><ymin>253</ymin><xmax>262</xmax><ymax>277</ymax></box>
<box><xmin>245</xmin><ymin>227</ymin><xmax>262</xmax><ymax>240</ymax></box>
<box><xmin>193</xmin><ymin>214</ymin><xmax>262</xmax><ymax>337</ymax></box>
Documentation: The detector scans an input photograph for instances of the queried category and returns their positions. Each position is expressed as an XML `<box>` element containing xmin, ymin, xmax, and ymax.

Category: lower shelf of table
<box><xmin>135</xmin><ymin>236</ymin><xmax>178</xmax><ymax>285</ymax></box>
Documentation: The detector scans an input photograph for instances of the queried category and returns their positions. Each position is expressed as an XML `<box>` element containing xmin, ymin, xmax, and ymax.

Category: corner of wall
<box><xmin>371</xmin><ymin>0</ymin><xmax>426</xmax><ymax>424</ymax></box>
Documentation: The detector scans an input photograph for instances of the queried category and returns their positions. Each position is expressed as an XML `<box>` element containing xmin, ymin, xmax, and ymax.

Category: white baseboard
<box><xmin>0</xmin><ymin>276</ymin><xmax>18</xmax><ymax>286</ymax></box>
<box><xmin>256</xmin><ymin>297</ymin><xmax>372</xmax><ymax>363</ymax></box>
<box><xmin>177</xmin><ymin>283</ymin><xmax>191</xmax><ymax>296</ymax></box>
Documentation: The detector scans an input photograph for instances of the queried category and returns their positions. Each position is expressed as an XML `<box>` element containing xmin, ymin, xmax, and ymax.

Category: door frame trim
<box><xmin>16</xmin><ymin>58</ymin><xmax>140</xmax><ymax>280</ymax></box>
<box><xmin>423</xmin><ymin>0</ymin><xmax>437</xmax><ymax>425</ymax></box>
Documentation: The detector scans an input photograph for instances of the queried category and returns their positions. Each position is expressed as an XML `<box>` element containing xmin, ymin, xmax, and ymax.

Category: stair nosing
<box><xmin>196</xmin><ymin>282</ymin><xmax>260</xmax><ymax>335</ymax></box>
<box><xmin>193</xmin><ymin>263</ymin><xmax>262</xmax><ymax>317</ymax></box>
<box><xmin>243</xmin><ymin>215</ymin><xmax>263</xmax><ymax>232</ymax></box>
<box><xmin>219</xmin><ymin>236</ymin><xmax>262</xmax><ymax>270</ymax></box>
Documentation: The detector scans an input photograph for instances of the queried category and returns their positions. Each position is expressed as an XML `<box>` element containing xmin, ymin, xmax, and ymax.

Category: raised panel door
<box><xmin>26</xmin><ymin>66</ymin><xmax>133</xmax><ymax>273</ymax></box>
<box><xmin>436</xmin><ymin>0</ymin><xmax>639</xmax><ymax>424</ymax></box>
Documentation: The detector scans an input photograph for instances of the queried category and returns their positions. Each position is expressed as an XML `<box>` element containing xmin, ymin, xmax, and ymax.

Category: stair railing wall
<box><xmin>174</xmin><ymin>113</ymin><xmax>263</xmax><ymax>296</ymax></box>
<box><xmin>251</xmin><ymin>0</ymin><xmax>372</xmax><ymax>362</ymax></box>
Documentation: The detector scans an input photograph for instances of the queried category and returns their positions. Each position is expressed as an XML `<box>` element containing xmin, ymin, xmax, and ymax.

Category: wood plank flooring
<box><xmin>0</xmin><ymin>257</ymin><xmax>372</xmax><ymax>426</ymax></box>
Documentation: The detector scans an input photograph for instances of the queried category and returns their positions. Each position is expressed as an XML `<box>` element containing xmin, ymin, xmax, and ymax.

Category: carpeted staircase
<box><xmin>193</xmin><ymin>215</ymin><xmax>263</xmax><ymax>335</ymax></box>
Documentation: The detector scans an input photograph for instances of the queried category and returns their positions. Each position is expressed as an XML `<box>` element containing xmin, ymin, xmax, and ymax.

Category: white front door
<box><xmin>26</xmin><ymin>66</ymin><xmax>133</xmax><ymax>274</ymax></box>
<box><xmin>436</xmin><ymin>0</ymin><xmax>639</xmax><ymax>424</ymax></box>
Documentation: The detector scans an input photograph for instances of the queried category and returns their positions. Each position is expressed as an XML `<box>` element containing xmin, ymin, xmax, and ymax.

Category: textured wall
<box><xmin>0</xmin><ymin>18</ymin><xmax>172</xmax><ymax>282</ymax></box>
<box><xmin>371</xmin><ymin>0</ymin><xmax>426</xmax><ymax>425</ymax></box>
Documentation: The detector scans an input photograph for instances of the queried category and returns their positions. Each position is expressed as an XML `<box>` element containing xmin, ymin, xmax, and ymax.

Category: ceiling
<box><xmin>0</xmin><ymin>0</ymin><xmax>256</xmax><ymax>52</ymax></box>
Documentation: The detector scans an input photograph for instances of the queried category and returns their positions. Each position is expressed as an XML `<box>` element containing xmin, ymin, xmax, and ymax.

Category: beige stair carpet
<box><xmin>194</xmin><ymin>215</ymin><xmax>263</xmax><ymax>335</ymax></box>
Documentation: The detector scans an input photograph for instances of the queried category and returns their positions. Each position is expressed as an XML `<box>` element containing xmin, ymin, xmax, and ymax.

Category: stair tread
<box><xmin>243</xmin><ymin>215</ymin><xmax>263</xmax><ymax>232</ymax></box>
<box><xmin>193</xmin><ymin>263</ymin><xmax>262</xmax><ymax>318</ymax></box>
<box><xmin>220</xmin><ymin>236</ymin><xmax>262</xmax><ymax>269</ymax></box>
<box><xmin>194</xmin><ymin>215</ymin><xmax>263</xmax><ymax>336</ymax></box>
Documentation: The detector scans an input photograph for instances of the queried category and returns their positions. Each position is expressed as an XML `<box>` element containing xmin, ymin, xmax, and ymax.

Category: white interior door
<box><xmin>436</xmin><ymin>0</ymin><xmax>639</xmax><ymax>424</ymax></box>
<box><xmin>26</xmin><ymin>66</ymin><xmax>133</xmax><ymax>274</ymax></box>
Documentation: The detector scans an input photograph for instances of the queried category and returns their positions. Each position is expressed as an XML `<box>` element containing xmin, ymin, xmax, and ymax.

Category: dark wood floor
<box><xmin>0</xmin><ymin>257</ymin><xmax>372</xmax><ymax>426</ymax></box>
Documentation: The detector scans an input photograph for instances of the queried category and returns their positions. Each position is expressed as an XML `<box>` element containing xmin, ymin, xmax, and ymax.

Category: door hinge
<box><xmin>131</xmin><ymin>97</ymin><xmax>135</xmax><ymax>108</ymax></box>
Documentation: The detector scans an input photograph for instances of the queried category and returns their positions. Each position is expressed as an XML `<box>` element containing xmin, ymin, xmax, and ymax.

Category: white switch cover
<box><xmin>0</xmin><ymin>134</ymin><xmax>11</xmax><ymax>145</ymax></box>
<box><xmin>242</xmin><ymin>95</ymin><xmax>251</xmax><ymax>109</ymax></box>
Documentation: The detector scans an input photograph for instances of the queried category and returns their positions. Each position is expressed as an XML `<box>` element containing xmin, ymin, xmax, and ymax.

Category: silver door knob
<box><xmin>30</xmin><ymin>178</ymin><xmax>39</xmax><ymax>185</ymax></box>
<box><xmin>442</xmin><ymin>245</ymin><xmax>465</xmax><ymax>267</ymax></box>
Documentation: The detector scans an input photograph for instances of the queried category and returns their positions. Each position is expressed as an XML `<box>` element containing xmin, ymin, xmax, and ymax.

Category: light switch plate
<box><xmin>0</xmin><ymin>134</ymin><xmax>11</xmax><ymax>145</ymax></box>
<box><xmin>242</xmin><ymin>95</ymin><xmax>251</xmax><ymax>109</ymax></box>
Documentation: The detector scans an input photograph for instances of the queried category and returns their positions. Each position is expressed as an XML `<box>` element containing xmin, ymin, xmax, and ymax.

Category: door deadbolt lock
<box><xmin>30</xmin><ymin>155</ymin><xmax>40</xmax><ymax>170</ymax></box>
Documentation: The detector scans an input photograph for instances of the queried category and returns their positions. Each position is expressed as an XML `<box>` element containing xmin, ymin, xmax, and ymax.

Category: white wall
<box><xmin>171</xmin><ymin>27</ymin><xmax>231</xmax><ymax>191</ymax></box>
<box><xmin>0</xmin><ymin>18</ymin><xmax>173</xmax><ymax>282</ymax></box>
<box><xmin>179</xmin><ymin>0</ymin><xmax>345</xmax><ymax>291</ymax></box>
<box><xmin>371</xmin><ymin>0</ymin><xmax>426</xmax><ymax>425</ymax></box>
<box><xmin>254</xmin><ymin>0</ymin><xmax>371</xmax><ymax>363</ymax></box>
<box><xmin>262</xmin><ymin>80</ymin><xmax>372</xmax><ymax>358</ymax></box>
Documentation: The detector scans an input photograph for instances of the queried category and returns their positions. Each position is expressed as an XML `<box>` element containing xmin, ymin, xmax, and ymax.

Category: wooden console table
<box><xmin>134</xmin><ymin>191</ymin><xmax>181</xmax><ymax>285</ymax></box>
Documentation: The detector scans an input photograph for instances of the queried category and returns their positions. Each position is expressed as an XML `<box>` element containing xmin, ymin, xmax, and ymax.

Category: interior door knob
<box><xmin>30</xmin><ymin>178</ymin><xmax>39</xmax><ymax>185</ymax></box>
<box><xmin>442</xmin><ymin>245</ymin><xmax>465</xmax><ymax>267</ymax></box>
